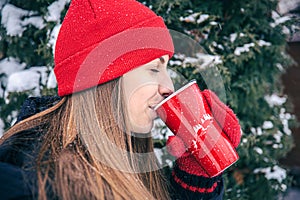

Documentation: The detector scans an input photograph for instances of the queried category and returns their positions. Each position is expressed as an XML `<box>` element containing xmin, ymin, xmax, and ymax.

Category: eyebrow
<box><xmin>159</xmin><ymin>57</ymin><xmax>165</xmax><ymax>64</ymax></box>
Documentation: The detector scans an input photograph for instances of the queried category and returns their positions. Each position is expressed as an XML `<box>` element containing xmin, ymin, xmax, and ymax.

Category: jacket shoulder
<box><xmin>0</xmin><ymin>162</ymin><xmax>37</xmax><ymax>199</ymax></box>
<box><xmin>16</xmin><ymin>96</ymin><xmax>61</xmax><ymax>123</ymax></box>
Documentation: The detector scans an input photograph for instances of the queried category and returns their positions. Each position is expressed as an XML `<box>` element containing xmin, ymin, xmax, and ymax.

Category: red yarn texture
<box><xmin>167</xmin><ymin>89</ymin><xmax>242</xmax><ymax>177</ymax></box>
<box><xmin>54</xmin><ymin>0</ymin><xmax>174</xmax><ymax>96</ymax></box>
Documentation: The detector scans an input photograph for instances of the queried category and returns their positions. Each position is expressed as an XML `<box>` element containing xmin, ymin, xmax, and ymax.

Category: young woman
<box><xmin>0</xmin><ymin>0</ymin><xmax>241</xmax><ymax>199</ymax></box>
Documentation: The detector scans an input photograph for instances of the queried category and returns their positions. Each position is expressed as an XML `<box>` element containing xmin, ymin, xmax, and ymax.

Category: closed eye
<box><xmin>150</xmin><ymin>68</ymin><xmax>160</xmax><ymax>73</ymax></box>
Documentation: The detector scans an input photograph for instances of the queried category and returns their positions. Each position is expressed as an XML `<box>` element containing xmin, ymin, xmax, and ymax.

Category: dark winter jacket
<box><xmin>0</xmin><ymin>97</ymin><xmax>224</xmax><ymax>200</ymax></box>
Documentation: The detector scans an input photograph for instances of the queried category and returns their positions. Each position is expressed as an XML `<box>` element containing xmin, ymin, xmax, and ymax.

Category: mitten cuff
<box><xmin>171</xmin><ymin>163</ymin><xmax>223</xmax><ymax>198</ymax></box>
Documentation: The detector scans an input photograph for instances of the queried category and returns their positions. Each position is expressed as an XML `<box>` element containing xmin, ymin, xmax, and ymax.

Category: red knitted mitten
<box><xmin>201</xmin><ymin>89</ymin><xmax>241</xmax><ymax>148</ymax></box>
<box><xmin>167</xmin><ymin>89</ymin><xmax>242</xmax><ymax>197</ymax></box>
<box><xmin>167</xmin><ymin>135</ymin><xmax>223</xmax><ymax>196</ymax></box>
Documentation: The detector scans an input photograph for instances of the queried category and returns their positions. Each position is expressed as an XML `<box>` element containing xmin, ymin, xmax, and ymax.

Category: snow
<box><xmin>229</xmin><ymin>33</ymin><xmax>245</xmax><ymax>43</ymax></box>
<box><xmin>154</xmin><ymin>148</ymin><xmax>174</xmax><ymax>168</ymax></box>
<box><xmin>0</xmin><ymin>57</ymin><xmax>26</xmax><ymax>77</ymax></box>
<box><xmin>258</xmin><ymin>40</ymin><xmax>271</xmax><ymax>47</ymax></box>
<box><xmin>1</xmin><ymin>4</ymin><xmax>28</xmax><ymax>36</ymax></box>
<box><xmin>217</xmin><ymin>44</ymin><xmax>224</xmax><ymax>50</ymax></box>
<box><xmin>0</xmin><ymin>0</ymin><xmax>6</xmax><ymax>8</ymax></box>
<box><xmin>278</xmin><ymin>0</ymin><xmax>300</xmax><ymax>14</ymax></box>
<box><xmin>274</xmin><ymin>131</ymin><xmax>284</xmax><ymax>143</ymax></box>
<box><xmin>272</xmin><ymin>143</ymin><xmax>283</xmax><ymax>149</ymax></box>
<box><xmin>166</xmin><ymin>5</ymin><xmax>172</xmax><ymax>14</ymax></box>
<box><xmin>154</xmin><ymin>148</ymin><xmax>163</xmax><ymax>165</ymax></box>
<box><xmin>1</xmin><ymin>4</ymin><xmax>45</xmax><ymax>37</ymax></box>
<box><xmin>254</xmin><ymin>147</ymin><xmax>263</xmax><ymax>154</ymax></box>
<box><xmin>48</xmin><ymin>24</ymin><xmax>61</xmax><ymax>56</ymax></box>
<box><xmin>230</xmin><ymin>33</ymin><xmax>238</xmax><ymax>42</ymax></box>
<box><xmin>242</xmin><ymin>138</ymin><xmax>248</xmax><ymax>144</ymax></box>
<box><xmin>165</xmin><ymin>159</ymin><xmax>173</xmax><ymax>168</ymax></box>
<box><xmin>0</xmin><ymin>86</ymin><xmax>2</xmax><ymax>99</ymax></box>
<box><xmin>9</xmin><ymin>111</ymin><xmax>18</xmax><ymax>124</ymax></box>
<box><xmin>155</xmin><ymin>147</ymin><xmax>173</xmax><ymax>168</ymax></box>
<box><xmin>279</xmin><ymin>108</ymin><xmax>292</xmax><ymax>135</ymax></box>
<box><xmin>184</xmin><ymin>56</ymin><xmax>199</xmax><ymax>64</ymax></box>
<box><xmin>173</xmin><ymin>54</ymin><xmax>186</xmax><ymax>60</ymax></box>
<box><xmin>232</xmin><ymin>38</ymin><xmax>271</xmax><ymax>54</ymax></box>
<box><xmin>0</xmin><ymin>119</ymin><xmax>4</xmax><ymax>138</ymax></box>
<box><xmin>260</xmin><ymin>94</ymin><xmax>292</xmax><ymax>136</ymax></box>
<box><xmin>170</xmin><ymin>53</ymin><xmax>222</xmax><ymax>70</ymax></box>
<box><xmin>0</xmin><ymin>57</ymin><xmax>26</xmax><ymax>98</ymax></box>
<box><xmin>254</xmin><ymin>165</ymin><xmax>287</xmax><ymax>183</ymax></box>
<box><xmin>212</xmin><ymin>42</ymin><xmax>224</xmax><ymax>50</ymax></box>
<box><xmin>5</xmin><ymin>67</ymin><xmax>48</xmax><ymax>101</ymax></box>
<box><xmin>169</xmin><ymin>60</ymin><xmax>183</xmax><ymax>66</ymax></box>
<box><xmin>276</xmin><ymin>63</ymin><xmax>284</xmax><ymax>71</ymax></box>
<box><xmin>23</xmin><ymin>16</ymin><xmax>44</xmax><ymax>30</ymax></box>
<box><xmin>264</xmin><ymin>94</ymin><xmax>287</xmax><ymax>107</ymax></box>
<box><xmin>234</xmin><ymin>43</ymin><xmax>255</xmax><ymax>56</ymax></box>
<box><xmin>251</xmin><ymin>127</ymin><xmax>263</xmax><ymax>136</ymax></box>
<box><xmin>280</xmin><ymin>184</ymin><xmax>287</xmax><ymax>191</ymax></box>
<box><xmin>179</xmin><ymin>13</ymin><xmax>198</xmax><ymax>23</ymax></box>
<box><xmin>196</xmin><ymin>14</ymin><xmax>209</xmax><ymax>24</ymax></box>
<box><xmin>187</xmin><ymin>53</ymin><xmax>222</xmax><ymax>69</ymax></box>
<box><xmin>152</xmin><ymin>118</ymin><xmax>173</xmax><ymax>140</ymax></box>
<box><xmin>47</xmin><ymin>69</ymin><xmax>58</xmax><ymax>89</ymax></box>
<box><xmin>270</xmin><ymin>11</ymin><xmax>291</xmax><ymax>28</ymax></box>
<box><xmin>282</xmin><ymin>26</ymin><xmax>291</xmax><ymax>36</ymax></box>
<box><xmin>179</xmin><ymin>13</ymin><xmax>209</xmax><ymax>24</ymax></box>
<box><xmin>5</xmin><ymin>70</ymin><xmax>40</xmax><ymax>95</ymax></box>
<box><xmin>45</xmin><ymin>0</ymin><xmax>70</xmax><ymax>22</ymax></box>
<box><xmin>262</xmin><ymin>121</ymin><xmax>274</xmax><ymax>129</ymax></box>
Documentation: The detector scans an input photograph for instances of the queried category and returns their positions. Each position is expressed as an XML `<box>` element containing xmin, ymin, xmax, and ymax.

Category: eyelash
<box><xmin>150</xmin><ymin>68</ymin><xmax>160</xmax><ymax>73</ymax></box>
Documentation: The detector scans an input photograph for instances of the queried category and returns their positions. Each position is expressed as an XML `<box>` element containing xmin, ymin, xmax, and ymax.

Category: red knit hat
<box><xmin>54</xmin><ymin>0</ymin><xmax>174</xmax><ymax>96</ymax></box>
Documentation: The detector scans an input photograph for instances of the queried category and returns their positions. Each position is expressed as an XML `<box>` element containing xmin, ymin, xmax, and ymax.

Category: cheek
<box><xmin>126</xmin><ymin>85</ymin><xmax>156</xmax><ymax>112</ymax></box>
<box><xmin>125</xmin><ymin>85</ymin><xmax>158</xmax><ymax>131</ymax></box>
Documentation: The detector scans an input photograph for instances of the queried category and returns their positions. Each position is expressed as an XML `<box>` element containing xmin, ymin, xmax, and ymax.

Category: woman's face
<box><xmin>122</xmin><ymin>55</ymin><xmax>174</xmax><ymax>133</ymax></box>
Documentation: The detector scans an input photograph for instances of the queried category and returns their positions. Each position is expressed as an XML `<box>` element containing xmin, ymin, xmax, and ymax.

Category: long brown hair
<box><xmin>2</xmin><ymin>78</ymin><xmax>170</xmax><ymax>200</ymax></box>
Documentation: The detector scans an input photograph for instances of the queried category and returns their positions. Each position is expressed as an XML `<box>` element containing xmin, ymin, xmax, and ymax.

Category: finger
<box><xmin>166</xmin><ymin>136</ymin><xmax>187</xmax><ymax>158</ymax></box>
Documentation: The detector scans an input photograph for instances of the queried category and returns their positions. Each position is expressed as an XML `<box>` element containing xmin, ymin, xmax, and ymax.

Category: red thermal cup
<box><xmin>155</xmin><ymin>80</ymin><xmax>239</xmax><ymax>177</ymax></box>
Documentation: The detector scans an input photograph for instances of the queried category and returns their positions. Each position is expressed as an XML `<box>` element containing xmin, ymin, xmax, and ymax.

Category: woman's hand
<box><xmin>167</xmin><ymin>89</ymin><xmax>242</xmax><ymax>177</ymax></box>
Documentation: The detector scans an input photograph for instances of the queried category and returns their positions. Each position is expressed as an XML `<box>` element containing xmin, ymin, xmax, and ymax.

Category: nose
<box><xmin>158</xmin><ymin>75</ymin><xmax>174</xmax><ymax>98</ymax></box>
<box><xmin>158</xmin><ymin>85</ymin><xmax>173</xmax><ymax>98</ymax></box>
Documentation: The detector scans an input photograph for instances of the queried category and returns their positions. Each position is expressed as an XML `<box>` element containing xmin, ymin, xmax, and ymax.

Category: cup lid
<box><xmin>154</xmin><ymin>79</ymin><xmax>197</xmax><ymax>110</ymax></box>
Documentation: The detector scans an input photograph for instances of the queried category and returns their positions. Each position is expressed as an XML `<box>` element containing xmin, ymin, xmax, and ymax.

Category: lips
<box><xmin>149</xmin><ymin>100</ymin><xmax>164</xmax><ymax>119</ymax></box>
<box><xmin>149</xmin><ymin>105</ymin><xmax>157</xmax><ymax>110</ymax></box>
<box><xmin>148</xmin><ymin>105</ymin><xmax>158</xmax><ymax>118</ymax></box>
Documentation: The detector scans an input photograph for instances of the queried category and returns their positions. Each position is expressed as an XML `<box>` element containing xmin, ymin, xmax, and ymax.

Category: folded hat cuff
<box><xmin>54</xmin><ymin>27</ymin><xmax>174</xmax><ymax>96</ymax></box>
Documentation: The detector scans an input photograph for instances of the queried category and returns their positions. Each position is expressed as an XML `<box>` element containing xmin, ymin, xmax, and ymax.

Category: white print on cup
<box><xmin>192</xmin><ymin>113</ymin><xmax>213</xmax><ymax>137</ymax></box>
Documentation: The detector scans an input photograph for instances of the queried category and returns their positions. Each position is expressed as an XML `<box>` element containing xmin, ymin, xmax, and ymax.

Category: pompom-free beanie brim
<box><xmin>54</xmin><ymin>0</ymin><xmax>174</xmax><ymax>96</ymax></box>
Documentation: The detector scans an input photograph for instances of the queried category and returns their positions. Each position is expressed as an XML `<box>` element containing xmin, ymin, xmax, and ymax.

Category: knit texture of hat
<box><xmin>54</xmin><ymin>0</ymin><xmax>174</xmax><ymax>96</ymax></box>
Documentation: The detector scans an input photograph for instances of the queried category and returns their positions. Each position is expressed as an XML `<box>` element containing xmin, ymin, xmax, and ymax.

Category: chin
<box><xmin>131</xmin><ymin>121</ymin><xmax>153</xmax><ymax>134</ymax></box>
<box><xmin>132</xmin><ymin>126</ymin><xmax>152</xmax><ymax>134</ymax></box>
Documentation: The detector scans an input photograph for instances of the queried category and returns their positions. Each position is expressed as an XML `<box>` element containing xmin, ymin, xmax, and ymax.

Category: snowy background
<box><xmin>0</xmin><ymin>0</ymin><xmax>70</xmax><ymax>135</ymax></box>
<box><xmin>0</xmin><ymin>0</ymin><xmax>300</xmax><ymax>198</ymax></box>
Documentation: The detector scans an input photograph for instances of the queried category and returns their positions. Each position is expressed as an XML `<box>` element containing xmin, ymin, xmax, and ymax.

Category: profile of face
<box><xmin>122</xmin><ymin>55</ymin><xmax>174</xmax><ymax>133</ymax></box>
